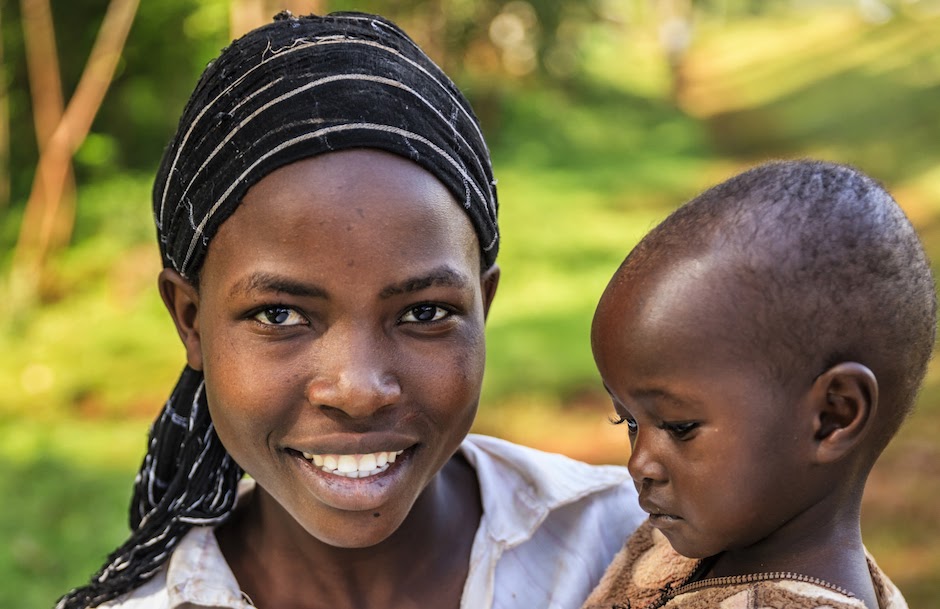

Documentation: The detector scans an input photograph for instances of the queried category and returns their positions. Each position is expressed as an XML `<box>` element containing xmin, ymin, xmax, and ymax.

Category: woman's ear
<box><xmin>810</xmin><ymin>362</ymin><xmax>878</xmax><ymax>464</ymax></box>
<box><xmin>158</xmin><ymin>268</ymin><xmax>204</xmax><ymax>371</ymax></box>
<box><xmin>480</xmin><ymin>263</ymin><xmax>500</xmax><ymax>321</ymax></box>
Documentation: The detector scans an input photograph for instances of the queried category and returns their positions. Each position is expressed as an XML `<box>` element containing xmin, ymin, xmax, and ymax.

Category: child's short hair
<box><xmin>620</xmin><ymin>159</ymin><xmax>936</xmax><ymax>454</ymax></box>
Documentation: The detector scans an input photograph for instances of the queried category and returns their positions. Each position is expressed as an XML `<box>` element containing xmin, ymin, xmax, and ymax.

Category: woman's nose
<box><xmin>305</xmin><ymin>325</ymin><xmax>402</xmax><ymax>418</ymax></box>
<box><xmin>627</xmin><ymin>430</ymin><xmax>668</xmax><ymax>486</ymax></box>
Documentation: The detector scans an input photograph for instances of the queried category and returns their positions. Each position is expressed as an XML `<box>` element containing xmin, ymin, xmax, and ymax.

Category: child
<box><xmin>583</xmin><ymin>160</ymin><xmax>931</xmax><ymax>609</ymax></box>
<box><xmin>56</xmin><ymin>11</ymin><xmax>645</xmax><ymax>609</ymax></box>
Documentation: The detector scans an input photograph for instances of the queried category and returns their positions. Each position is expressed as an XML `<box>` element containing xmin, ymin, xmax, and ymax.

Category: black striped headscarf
<box><xmin>58</xmin><ymin>11</ymin><xmax>498</xmax><ymax>608</ymax></box>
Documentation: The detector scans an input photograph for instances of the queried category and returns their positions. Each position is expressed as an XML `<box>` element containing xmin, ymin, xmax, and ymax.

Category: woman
<box><xmin>58</xmin><ymin>11</ymin><xmax>643</xmax><ymax>609</ymax></box>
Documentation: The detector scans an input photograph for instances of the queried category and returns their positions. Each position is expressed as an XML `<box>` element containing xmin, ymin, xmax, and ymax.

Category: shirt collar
<box><xmin>460</xmin><ymin>433</ymin><xmax>631</xmax><ymax>548</ymax></box>
<box><xmin>165</xmin><ymin>482</ymin><xmax>255</xmax><ymax>608</ymax></box>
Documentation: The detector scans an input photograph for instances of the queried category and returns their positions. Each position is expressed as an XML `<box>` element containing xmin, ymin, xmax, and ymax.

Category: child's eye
<box><xmin>253</xmin><ymin>306</ymin><xmax>306</xmax><ymax>326</ymax></box>
<box><xmin>400</xmin><ymin>304</ymin><xmax>450</xmax><ymax>323</ymax></box>
<box><xmin>610</xmin><ymin>414</ymin><xmax>638</xmax><ymax>435</ymax></box>
<box><xmin>662</xmin><ymin>421</ymin><xmax>699</xmax><ymax>439</ymax></box>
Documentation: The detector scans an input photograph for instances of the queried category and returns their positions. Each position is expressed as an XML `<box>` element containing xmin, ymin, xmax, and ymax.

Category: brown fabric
<box><xmin>581</xmin><ymin>521</ymin><xmax>909</xmax><ymax>609</ymax></box>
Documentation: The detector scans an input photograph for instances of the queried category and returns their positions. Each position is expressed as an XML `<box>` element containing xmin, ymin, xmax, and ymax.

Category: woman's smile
<box><xmin>288</xmin><ymin>445</ymin><xmax>417</xmax><ymax>512</ymax></box>
<box><xmin>281</xmin><ymin>430</ymin><xmax>420</xmax><ymax>512</ymax></box>
<box><xmin>297</xmin><ymin>448</ymin><xmax>406</xmax><ymax>478</ymax></box>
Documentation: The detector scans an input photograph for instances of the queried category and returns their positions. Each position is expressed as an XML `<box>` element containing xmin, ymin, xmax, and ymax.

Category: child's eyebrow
<box><xmin>379</xmin><ymin>267</ymin><xmax>471</xmax><ymax>299</ymax></box>
<box><xmin>635</xmin><ymin>388</ymin><xmax>697</xmax><ymax>410</ymax></box>
<box><xmin>230</xmin><ymin>272</ymin><xmax>329</xmax><ymax>299</ymax></box>
<box><xmin>606</xmin><ymin>383</ymin><xmax>695</xmax><ymax>410</ymax></box>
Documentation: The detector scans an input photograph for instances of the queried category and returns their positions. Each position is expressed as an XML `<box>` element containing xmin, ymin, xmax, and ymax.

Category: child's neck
<box><xmin>704</xmin><ymin>503</ymin><xmax>879</xmax><ymax>608</ymax></box>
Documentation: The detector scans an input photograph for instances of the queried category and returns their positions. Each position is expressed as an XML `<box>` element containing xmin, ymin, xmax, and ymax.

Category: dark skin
<box><xmin>592</xmin><ymin>250</ymin><xmax>881</xmax><ymax>608</ymax></box>
<box><xmin>216</xmin><ymin>457</ymin><xmax>481</xmax><ymax>608</ymax></box>
<box><xmin>160</xmin><ymin>150</ymin><xmax>499</xmax><ymax>609</ymax></box>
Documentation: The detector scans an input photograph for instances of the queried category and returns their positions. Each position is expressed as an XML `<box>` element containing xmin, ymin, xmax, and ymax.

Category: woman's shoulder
<box><xmin>459</xmin><ymin>435</ymin><xmax>644</xmax><ymax>609</ymax></box>
<box><xmin>460</xmin><ymin>433</ymin><xmax>631</xmax><ymax>483</ymax></box>
<box><xmin>461</xmin><ymin>433</ymin><xmax>636</xmax><ymax>505</ymax></box>
<box><xmin>93</xmin><ymin>523</ymin><xmax>252</xmax><ymax>609</ymax></box>
<box><xmin>460</xmin><ymin>433</ymin><xmax>643</xmax><ymax>549</ymax></box>
<box><xmin>92</xmin><ymin>568</ymin><xmax>170</xmax><ymax>608</ymax></box>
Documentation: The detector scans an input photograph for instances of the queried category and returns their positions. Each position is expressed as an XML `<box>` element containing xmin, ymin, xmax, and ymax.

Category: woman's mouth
<box><xmin>299</xmin><ymin>449</ymin><xmax>405</xmax><ymax>479</ymax></box>
<box><xmin>288</xmin><ymin>444</ymin><xmax>419</xmax><ymax>512</ymax></box>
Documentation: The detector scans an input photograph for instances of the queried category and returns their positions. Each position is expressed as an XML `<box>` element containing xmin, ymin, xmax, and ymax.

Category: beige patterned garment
<box><xmin>581</xmin><ymin>521</ymin><xmax>908</xmax><ymax>609</ymax></box>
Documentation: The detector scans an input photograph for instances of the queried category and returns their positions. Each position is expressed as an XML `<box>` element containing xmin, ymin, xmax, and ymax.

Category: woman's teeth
<box><xmin>301</xmin><ymin>449</ymin><xmax>404</xmax><ymax>478</ymax></box>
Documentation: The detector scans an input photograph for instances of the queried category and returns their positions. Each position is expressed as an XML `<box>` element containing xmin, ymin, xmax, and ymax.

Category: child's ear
<box><xmin>158</xmin><ymin>268</ymin><xmax>204</xmax><ymax>371</ymax></box>
<box><xmin>480</xmin><ymin>263</ymin><xmax>500</xmax><ymax>321</ymax></box>
<box><xmin>809</xmin><ymin>362</ymin><xmax>878</xmax><ymax>463</ymax></box>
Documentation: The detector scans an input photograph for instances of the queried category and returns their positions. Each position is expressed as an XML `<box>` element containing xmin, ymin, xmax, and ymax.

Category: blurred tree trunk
<box><xmin>18</xmin><ymin>0</ymin><xmax>76</xmax><ymax>248</ymax></box>
<box><xmin>654</xmin><ymin>0</ymin><xmax>693</xmax><ymax>104</ymax></box>
<box><xmin>11</xmin><ymin>0</ymin><xmax>140</xmax><ymax>304</ymax></box>
<box><xmin>230</xmin><ymin>0</ymin><xmax>325</xmax><ymax>38</ymax></box>
<box><xmin>0</xmin><ymin>10</ymin><xmax>9</xmax><ymax>210</ymax></box>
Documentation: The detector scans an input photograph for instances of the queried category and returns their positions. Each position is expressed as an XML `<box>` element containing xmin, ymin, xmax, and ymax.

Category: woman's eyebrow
<box><xmin>379</xmin><ymin>267</ymin><xmax>471</xmax><ymax>298</ymax></box>
<box><xmin>230</xmin><ymin>272</ymin><xmax>329</xmax><ymax>299</ymax></box>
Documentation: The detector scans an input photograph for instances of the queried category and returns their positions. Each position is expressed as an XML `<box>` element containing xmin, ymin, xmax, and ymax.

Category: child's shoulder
<box><xmin>673</xmin><ymin>581</ymin><xmax>864</xmax><ymax>609</ymax></box>
<box><xmin>672</xmin><ymin>573</ymin><xmax>903</xmax><ymax>609</ymax></box>
<box><xmin>581</xmin><ymin>521</ymin><xmax>909</xmax><ymax>609</ymax></box>
<box><xmin>581</xmin><ymin>520</ymin><xmax>698</xmax><ymax>609</ymax></box>
<box><xmin>865</xmin><ymin>550</ymin><xmax>909</xmax><ymax>609</ymax></box>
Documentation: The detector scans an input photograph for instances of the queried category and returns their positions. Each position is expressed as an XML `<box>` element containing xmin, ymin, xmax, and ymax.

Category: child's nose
<box><xmin>627</xmin><ymin>431</ymin><xmax>668</xmax><ymax>485</ymax></box>
<box><xmin>304</xmin><ymin>324</ymin><xmax>402</xmax><ymax>418</ymax></box>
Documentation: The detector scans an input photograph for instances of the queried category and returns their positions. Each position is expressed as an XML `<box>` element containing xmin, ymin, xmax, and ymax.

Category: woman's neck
<box><xmin>217</xmin><ymin>453</ymin><xmax>482</xmax><ymax>609</ymax></box>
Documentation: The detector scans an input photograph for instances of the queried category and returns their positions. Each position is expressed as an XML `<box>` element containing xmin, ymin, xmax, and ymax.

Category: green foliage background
<box><xmin>2</xmin><ymin>1</ymin><xmax>940</xmax><ymax>606</ymax></box>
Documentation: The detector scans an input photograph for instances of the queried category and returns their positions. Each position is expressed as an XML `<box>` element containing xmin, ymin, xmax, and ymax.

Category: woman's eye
<box><xmin>400</xmin><ymin>304</ymin><xmax>450</xmax><ymax>323</ymax></box>
<box><xmin>254</xmin><ymin>306</ymin><xmax>305</xmax><ymax>326</ymax></box>
<box><xmin>663</xmin><ymin>421</ymin><xmax>698</xmax><ymax>439</ymax></box>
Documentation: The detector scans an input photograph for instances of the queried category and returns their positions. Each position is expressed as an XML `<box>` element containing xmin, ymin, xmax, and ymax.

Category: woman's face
<box><xmin>173</xmin><ymin>150</ymin><xmax>497</xmax><ymax>548</ymax></box>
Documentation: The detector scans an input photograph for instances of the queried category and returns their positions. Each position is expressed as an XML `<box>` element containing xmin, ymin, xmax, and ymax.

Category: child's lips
<box><xmin>639</xmin><ymin>498</ymin><xmax>681</xmax><ymax>521</ymax></box>
<box><xmin>648</xmin><ymin>513</ymin><xmax>682</xmax><ymax>527</ymax></box>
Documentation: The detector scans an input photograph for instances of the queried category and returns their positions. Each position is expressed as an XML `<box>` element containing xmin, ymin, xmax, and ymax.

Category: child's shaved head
<box><xmin>612</xmin><ymin>159</ymin><xmax>936</xmax><ymax>455</ymax></box>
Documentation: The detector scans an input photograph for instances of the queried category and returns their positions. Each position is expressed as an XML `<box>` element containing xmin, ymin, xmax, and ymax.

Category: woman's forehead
<box><xmin>200</xmin><ymin>151</ymin><xmax>481</xmax><ymax>290</ymax></box>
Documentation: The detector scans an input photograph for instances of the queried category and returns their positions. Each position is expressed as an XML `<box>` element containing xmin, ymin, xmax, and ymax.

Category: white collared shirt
<box><xmin>100</xmin><ymin>434</ymin><xmax>643</xmax><ymax>609</ymax></box>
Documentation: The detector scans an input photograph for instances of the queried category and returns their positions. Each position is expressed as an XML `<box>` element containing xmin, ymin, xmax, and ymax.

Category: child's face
<box><xmin>185</xmin><ymin>150</ymin><xmax>495</xmax><ymax>548</ymax></box>
<box><xmin>592</xmin><ymin>255</ymin><xmax>817</xmax><ymax>560</ymax></box>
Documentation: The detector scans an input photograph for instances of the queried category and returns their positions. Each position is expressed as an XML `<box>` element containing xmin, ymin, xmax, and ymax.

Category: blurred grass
<box><xmin>3</xmin><ymin>5</ymin><xmax>940</xmax><ymax>607</ymax></box>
